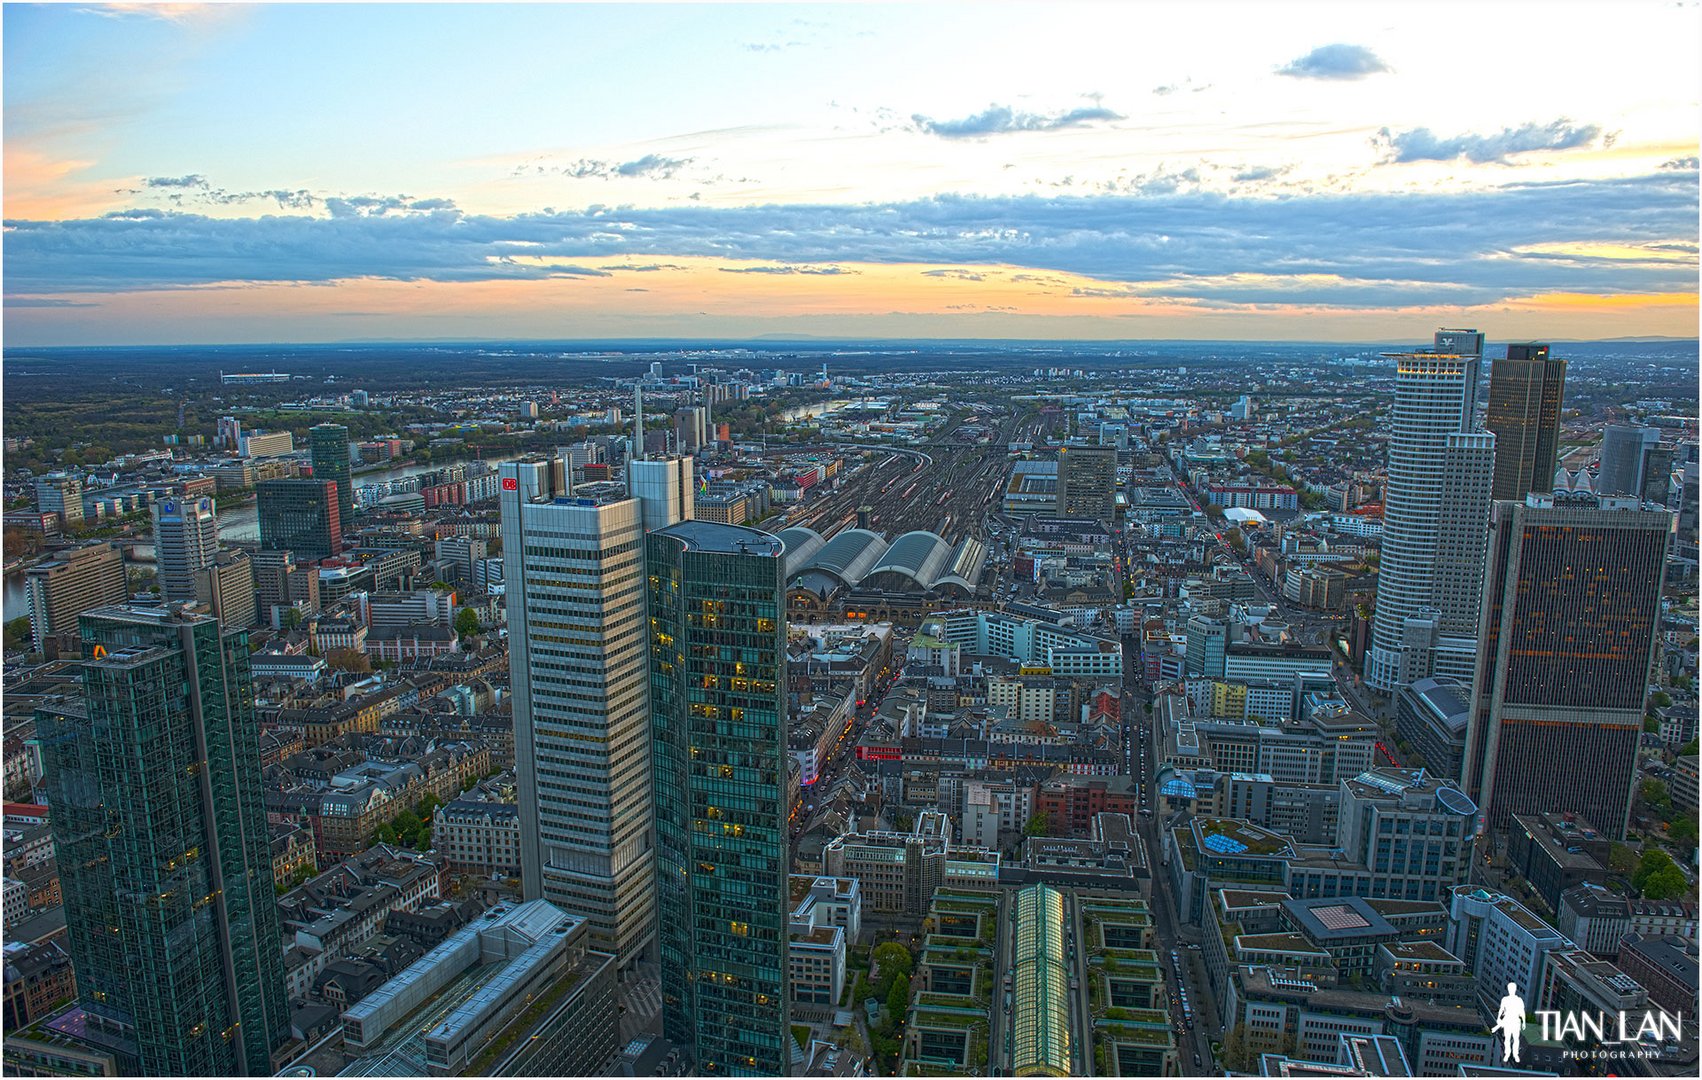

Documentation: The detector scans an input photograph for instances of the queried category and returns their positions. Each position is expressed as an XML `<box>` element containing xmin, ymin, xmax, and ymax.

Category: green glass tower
<box><xmin>308</xmin><ymin>422</ymin><xmax>353</xmax><ymax>527</ymax></box>
<box><xmin>37</xmin><ymin>604</ymin><xmax>289</xmax><ymax>1076</ymax></box>
<box><xmin>648</xmin><ymin>521</ymin><xmax>791</xmax><ymax>1076</ymax></box>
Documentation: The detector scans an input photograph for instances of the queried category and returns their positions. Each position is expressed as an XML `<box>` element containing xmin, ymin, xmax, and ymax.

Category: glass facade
<box><xmin>308</xmin><ymin>423</ymin><xmax>353</xmax><ymax>526</ymax></box>
<box><xmin>38</xmin><ymin>606</ymin><xmax>289</xmax><ymax>1076</ymax></box>
<box><xmin>1485</xmin><ymin>344</ymin><xmax>1567</xmax><ymax>502</ymax></box>
<box><xmin>648</xmin><ymin>522</ymin><xmax>790</xmax><ymax>1076</ymax></box>
<box><xmin>256</xmin><ymin>478</ymin><xmax>342</xmax><ymax>562</ymax></box>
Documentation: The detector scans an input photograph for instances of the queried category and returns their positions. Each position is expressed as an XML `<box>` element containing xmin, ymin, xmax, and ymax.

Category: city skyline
<box><xmin>4</xmin><ymin>1</ymin><xmax>1699</xmax><ymax>346</ymax></box>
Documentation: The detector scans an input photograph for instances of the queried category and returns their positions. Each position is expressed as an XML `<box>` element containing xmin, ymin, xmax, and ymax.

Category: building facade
<box><xmin>257</xmin><ymin>478</ymin><xmax>343</xmax><ymax>563</ymax></box>
<box><xmin>152</xmin><ymin>496</ymin><xmax>219</xmax><ymax>603</ymax></box>
<box><xmin>1462</xmin><ymin>494</ymin><xmax>1673</xmax><ymax>837</ymax></box>
<box><xmin>37</xmin><ymin>605</ymin><xmax>289</xmax><ymax>1075</ymax></box>
<box><xmin>1485</xmin><ymin>343</ymin><xmax>1567</xmax><ymax>502</ymax></box>
<box><xmin>308</xmin><ymin>423</ymin><xmax>354</xmax><ymax>528</ymax></box>
<box><xmin>649</xmin><ymin>521</ymin><xmax>791</xmax><ymax>1075</ymax></box>
<box><xmin>500</xmin><ymin>460</ymin><xmax>655</xmax><ymax>966</ymax></box>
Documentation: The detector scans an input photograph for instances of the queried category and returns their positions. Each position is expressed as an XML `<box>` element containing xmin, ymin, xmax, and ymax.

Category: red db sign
<box><xmin>501</xmin><ymin>478</ymin><xmax>519</xmax><ymax>490</ymax></box>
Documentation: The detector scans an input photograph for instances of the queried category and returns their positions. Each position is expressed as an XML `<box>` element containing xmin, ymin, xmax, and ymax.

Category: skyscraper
<box><xmin>1057</xmin><ymin>442</ymin><xmax>1117</xmax><ymax>521</ymax></box>
<box><xmin>256</xmin><ymin>478</ymin><xmax>342</xmax><ymax>562</ymax></box>
<box><xmin>37</xmin><ymin>605</ymin><xmax>288</xmax><ymax>1075</ymax></box>
<box><xmin>1462</xmin><ymin>493</ymin><xmax>1673</xmax><ymax>837</ymax></box>
<box><xmin>648</xmin><ymin>521</ymin><xmax>791</xmax><ymax>1076</ymax></box>
<box><xmin>1484</xmin><ymin>342</ymin><xmax>1567</xmax><ymax>501</ymax></box>
<box><xmin>152</xmin><ymin>496</ymin><xmax>218</xmax><ymax>603</ymax></box>
<box><xmin>25</xmin><ymin>541</ymin><xmax>127</xmax><ymax>653</ymax></box>
<box><xmin>308</xmin><ymin>423</ymin><xmax>353</xmax><ymax>526</ymax></box>
<box><xmin>1433</xmin><ymin>431</ymin><xmax>1496</xmax><ymax>657</ymax></box>
<box><xmin>629</xmin><ymin>455</ymin><xmax>696</xmax><ymax>529</ymax></box>
<box><xmin>1596</xmin><ymin>424</ymin><xmax>1662</xmax><ymax>499</ymax></box>
<box><xmin>1366</xmin><ymin>329</ymin><xmax>1488</xmax><ymax>692</ymax></box>
<box><xmin>500</xmin><ymin>460</ymin><xmax>655</xmax><ymax>965</ymax></box>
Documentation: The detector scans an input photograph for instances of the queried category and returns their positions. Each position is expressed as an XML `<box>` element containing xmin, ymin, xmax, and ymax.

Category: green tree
<box><xmin>872</xmin><ymin>942</ymin><xmax>913</xmax><ymax>981</ymax></box>
<box><xmin>1649</xmin><ymin>690</ymin><xmax>1673</xmax><ymax>710</ymax></box>
<box><xmin>3</xmin><ymin>617</ymin><xmax>31</xmax><ymax>651</ymax></box>
<box><xmin>1608</xmin><ymin>842</ymin><xmax>1639</xmax><ymax>876</ymax></box>
<box><xmin>283</xmin><ymin>607</ymin><xmax>304</xmax><ymax>631</ymax></box>
<box><xmin>1024</xmin><ymin>811</ymin><xmax>1050</xmax><ymax>837</ymax></box>
<box><xmin>454</xmin><ymin>607</ymin><xmax>482</xmax><ymax>640</ymax></box>
<box><xmin>1642</xmin><ymin>864</ymin><xmax>1689</xmax><ymax>900</ymax></box>
<box><xmin>1642</xmin><ymin>778</ymin><xmax>1672</xmax><ymax>811</ymax></box>
<box><xmin>1669</xmin><ymin>813</ymin><xmax>1697</xmax><ymax>850</ymax></box>
<box><xmin>887</xmin><ymin>970</ymin><xmax>910</xmax><ymax>1010</ymax></box>
<box><xmin>326</xmin><ymin>648</ymin><xmax>372</xmax><ymax>674</ymax></box>
<box><xmin>1633</xmin><ymin>848</ymin><xmax>1679</xmax><ymax>893</ymax></box>
<box><xmin>1681</xmin><ymin>737</ymin><xmax>1699</xmax><ymax>757</ymax></box>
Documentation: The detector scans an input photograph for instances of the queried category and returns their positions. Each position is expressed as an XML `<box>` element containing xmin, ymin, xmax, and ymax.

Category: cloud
<box><xmin>911</xmin><ymin>104</ymin><xmax>1122</xmax><ymax>139</ymax></box>
<box><xmin>1277</xmin><ymin>44</ymin><xmax>1390</xmax><ymax>80</ymax></box>
<box><xmin>324</xmin><ymin>194</ymin><xmax>458</xmax><ymax>218</ymax></box>
<box><xmin>4</xmin><ymin>296</ymin><xmax>99</xmax><ymax>308</ymax></box>
<box><xmin>921</xmin><ymin>268</ymin><xmax>989</xmax><ymax>281</ymax></box>
<box><xmin>1376</xmin><ymin>120</ymin><xmax>1606</xmax><ymax>164</ymax></box>
<box><xmin>143</xmin><ymin>174</ymin><xmax>209</xmax><ymax>189</ymax></box>
<box><xmin>605</xmin><ymin>262</ymin><xmax>691</xmax><ymax>272</ymax></box>
<box><xmin>1660</xmin><ymin>156</ymin><xmax>1699</xmax><ymax>171</ymax></box>
<box><xmin>551</xmin><ymin>154</ymin><xmax>693</xmax><ymax>180</ymax></box>
<box><xmin>718</xmin><ymin>264</ymin><xmax>861</xmax><ymax>275</ymax></box>
<box><xmin>1233</xmin><ymin>165</ymin><xmax>1288</xmax><ymax>182</ymax></box>
<box><xmin>4</xmin><ymin>173</ymin><xmax>1694</xmax><ymax>311</ymax></box>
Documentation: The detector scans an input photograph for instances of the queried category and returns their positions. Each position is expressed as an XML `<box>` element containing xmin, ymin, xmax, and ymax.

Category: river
<box><xmin>3</xmin><ymin>452</ymin><xmax>525</xmax><ymax>623</ymax></box>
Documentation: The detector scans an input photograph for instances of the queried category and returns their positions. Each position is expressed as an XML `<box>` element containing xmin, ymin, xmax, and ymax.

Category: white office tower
<box><xmin>627</xmin><ymin>456</ymin><xmax>695</xmax><ymax>531</ymax></box>
<box><xmin>152</xmin><ymin>496</ymin><xmax>218</xmax><ymax>603</ymax></box>
<box><xmin>499</xmin><ymin>457</ymin><xmax>654</xmax><ymax>967</ymax></box>
<box><xmin>1366</xmin><ymin>329</ymin><xmax>1487</xmax><ymax>693</ymax></box>
<box><xmin>1430</xmin><ymin>431</ymin><xmax>1497</xmax><ymax>681</ymax></box>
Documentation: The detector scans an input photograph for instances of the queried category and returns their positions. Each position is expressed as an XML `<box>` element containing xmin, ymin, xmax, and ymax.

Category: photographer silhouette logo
<box><xmin>1495</xmin><ymin>982</ymin><xmax>1527</xmax><ymax>1063</ymax></box>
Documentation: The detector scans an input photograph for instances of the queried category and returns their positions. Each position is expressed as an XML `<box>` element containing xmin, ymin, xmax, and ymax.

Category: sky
<box><xmin>3</xmin><ymin>0</ymin><xmax>1699</xmax><ymax>346</ymax></box>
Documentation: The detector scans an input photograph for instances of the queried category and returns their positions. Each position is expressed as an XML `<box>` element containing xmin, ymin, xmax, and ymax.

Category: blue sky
<box><xmin>4</xmin><ymin>1</ymin><xmax>1698</xmax><ymax>345</ymax></box>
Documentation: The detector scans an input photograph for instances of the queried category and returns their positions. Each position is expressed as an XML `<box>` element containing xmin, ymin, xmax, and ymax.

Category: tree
<box><xmin>1681</xmin><ymin>737</ymin><xmax>1699</xmax><ymax>757</ymax></box>
<box><xmin>1668</xmin><ymin>813</ymin><xmax>1697</xmax><ymax>850</ymax></box>
<box><xmin>1632</xmin><ymin>848</ymin><xmax>1680</xmax><ymax>894</ymax></box>
<box><xmin>282</xmin><ymin>607</ymin><xmax>304</xmax><ymax>631</ymax></box>
<box><xmin>3</xmin><ymin>617</ymin><xmax>31</xmax><ymax>651</ymax></box>
<box><xmin>886</xmin><ymin>973</ymin><xmax>910</xmax><ymax>1022</ymax></box>
<box><xmin>326</xmin><ymin>648</ymin><xmax>372</xmax><ymax>675</ymax></box>
<box><xmin>454</xmin><ymin>607</ymin><xmax>482</xmax><ymax>641</ymax></box>
<box><xmin>1024</xmin><ymin>811</ymin><xmax>1050</xmax><ymax>837</ymax></box>
<box><xmin>1642</xmin><ymin>863</ymin><xmax>1689</xmax><ymax>900</ymax></box>
<box><xmin>872</xmin><ymin>942</ymin><xmax>913</xmax><ymax>981</ymax></box>
<box><xmin>1641</xmin><ymin>778</ymin><xmax>1672</xmax><ymax>812</ymax></box>
<box><xmin>1608</xmin><ymin>842</ymin><xmax>1639</xmax><ymax>876</ymax></box>
<box><xmin>1649</xmin><ymin>690</ymin><xmax>1673</xmax><ymax>710</ymax></box>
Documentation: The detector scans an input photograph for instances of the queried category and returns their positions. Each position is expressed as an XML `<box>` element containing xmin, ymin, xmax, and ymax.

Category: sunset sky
<box><xmin>4</xmin><ymin>1</ymin><xmax>1698</xmax><ymax>345</ymax></box>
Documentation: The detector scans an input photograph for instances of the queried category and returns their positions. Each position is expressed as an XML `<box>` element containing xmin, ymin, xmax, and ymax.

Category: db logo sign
<box><xmin>501</xmin><ymin>478</ymin><xmax>519</xmax><ymax>491</ymax></box>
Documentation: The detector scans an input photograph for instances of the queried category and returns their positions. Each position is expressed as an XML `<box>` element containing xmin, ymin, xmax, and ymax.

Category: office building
<box><xmin>152</xmin><ymin>496</ymin><xmax>219</xmax><ymax>602</ymax></box>
<box><xmin>648</xmin><ymin>520</ymin><xmax>791</xmax><ymax>1075</ymax></box>
<box><xmin>37</xmin><ymin>605</ymin><xmax>288</xmax><ymax>1075</ymax></box>
<box><xmin>1463</xmin><ymin>493</ymin><xmax>1672</xmax><ymax>837</ymax></box>
<box><xmin>500</xmin><ymin>460</ymin><xmax>654</xmax><ymax>965</ymax></box>
<box><xmin>216</xmin><ymin>415</ymin><xmax>243</xmax><ymax>450</ymax></box>
<box><xmin>193</xmin><ymin>548</ymin><xmax>257</xmax><ymax>629</ymax></box>
<box><xmin>1446</xmin><ymin>886</ymin><xmax>1573</xmax><ymax>1016</ymax></box>
<box><xmin>308</xmin><ymin>423</ymin><xmax>354</xmax><ymax>527</ymax></box>
<box><xmin>1556</xmin><ymin>882</ymin><xmax>1698</xmax><ymax>959</ymax></box>
<box><xmin>33</xmin><ymin>474</ymin><xmax>84</xmax><ymax>529</ymax></box>
<box><xmin>23</xmin><ymin>541</ymin><xmax>127</xmax><ymax>653</ymax></box>
<box><xmin>1333</xmin><ymin>769</ymin><xmax>1475</xmax><ymax>903</ymax></box>
<box><xmin>628</xmin><ymin>455</ymin><xmax>695</xmax><ymax>530</ymax></box>
<box><xmin>1056</xmin><ymin>442</ymin><xmax>1117</xmax><ymax>521</ymax></box>
<box><xmin>1432</xmin><ymin>431</ymin><xmax>1496</xmax><ymax>675</ymax></box>
<box><xmin>1185</xmin><ymin>615</ymin><xmax>1227</xmax><ymax>678</ymax></box>
<box><xmin>1393</xmin><ymin>676</ymin><xmax>1469</xmax><ymax>783</ymax></box>
<box><xmin>1595</xmin><ymin>424</ymin><xmax>1663</xmax><ymax>499</ymax></box>
<box><xmin>251</xmin><ymin>548</ymin><xmax>320</xmax><ymax>625</ymax></box>
<box><xmin>257</xmin><ymin>478</ymin><xmax>343</xmax><ymax>562</ymax></box>
<box><xmin>1367</xmin><ymin>329</ymin><xmax>1487</xmax><ymax>692</ymax></box>
<box><xmin>1485</xmin><ymin>343</ymin><xmax>1567</xmax><ymax>501</ymax></box>
<box><xmin>240</xmin><ymin>429</ymin><xmax>294</xmax><ymax>458</ymax></box>
<box><xmin>337</xmin><ymin>900</ymin><xmax>617</xmax><ymax>1077</ymax></box>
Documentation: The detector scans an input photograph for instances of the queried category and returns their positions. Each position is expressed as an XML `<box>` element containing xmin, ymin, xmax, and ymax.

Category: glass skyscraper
<box><xmin>647</xmin><ymin>521</ymin><xmax>791</xmax><ymax>1076</ymax></box>
<box><xmin>256</xmin><ymin>477</ymin><xmax>342</xmax><ymax>562</ymax></box>
<box><xmin>37</xmin><ymin>604</ymin><xmax>289</xmax><ymax>1076</ymax></box>
<box><xmin>308</xmin><ymin>422</ymin><xmax>353</xmax><ymax>527</ymax></box>
<box><xmin>1484</xmin><ymin>342</ymin><xmax>1567</xmax><ymax>501</ymax></box>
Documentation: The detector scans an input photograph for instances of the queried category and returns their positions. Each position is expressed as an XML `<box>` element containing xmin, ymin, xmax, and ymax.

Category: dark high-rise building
<box><xmin>1596</xmin><ymin>424</ymin><xmax>1662</xmax><ymax>499</ymax></box>
<box><xmin>648</xmin><ymin>521</ymin><xmax>790</xmax><ymax>1076</ymax></box>
<box><xmin>1485</xmin><ymin>342</ymin><xmax>1567</xmax><ymax>501</ymax></box>
<box><xmin>1057</xmin><ymin>442</ymin><xmax>1117</xmax><ymax>521</ymax></box>
<box><xmin>308</xmin><ymin>423</ymin><xmax>353</xmax><ymax>526</ymax></box>
<box><xmin>1462</xmin><ymin>494</ymin><xmax>1673</xmax><ymax>838</ymax></box>
<box><xmin>37</xmin><ymin>605</ymin><xmax>289</xmax><ymax>1075</ymax></box>
<box><xmin>256</xmin><ymin>478</ymin><xmax>342</xmax><ymax>562</ymax></box>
